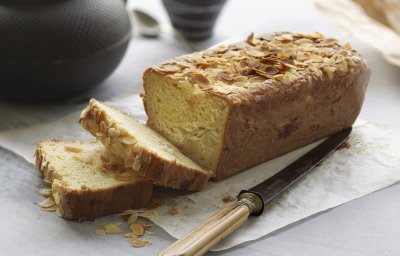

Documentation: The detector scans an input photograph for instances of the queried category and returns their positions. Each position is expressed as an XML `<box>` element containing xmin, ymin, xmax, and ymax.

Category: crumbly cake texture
<box><xmin>143</xmin><ymin>31</ymin><xmax>371</xmax><ymax>180</ymax></box>
<box><xmin>35</xmin><ymin>140</ymin><xmax>153</xmax><ymax>220</ymax></box>
<box><xmin>79</xmin><ymin>99</ymin><xmax>211</xmax><ymax>191</ymax></box>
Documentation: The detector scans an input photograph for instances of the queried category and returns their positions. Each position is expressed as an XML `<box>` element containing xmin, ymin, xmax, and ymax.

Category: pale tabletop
<box><xmin>1</xmin><ymin>0</ymin><xmax>400</xmax><ymax>255</ymax></box>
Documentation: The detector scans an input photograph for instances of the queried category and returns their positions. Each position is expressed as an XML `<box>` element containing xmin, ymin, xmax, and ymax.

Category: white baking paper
<box><xmin>0</xmin><ymin>94</ymin><xmax>399</xmax><ymax>251</ymax></box>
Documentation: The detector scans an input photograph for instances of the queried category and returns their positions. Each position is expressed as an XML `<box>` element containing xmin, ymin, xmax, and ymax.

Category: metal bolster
<box><xmin>237</xmin><ymin>190</ymin><xmax>265</xmax><ymax>216</ymax></box>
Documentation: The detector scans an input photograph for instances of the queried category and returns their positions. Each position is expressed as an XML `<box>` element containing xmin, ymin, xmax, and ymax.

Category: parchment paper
<box><xmin>0</xmin><ymin>95</ymin><xmax>399</xmax><ymax>251</ymax></box>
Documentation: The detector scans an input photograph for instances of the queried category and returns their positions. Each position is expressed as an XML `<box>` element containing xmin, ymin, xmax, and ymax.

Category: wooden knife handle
<box><xmin>159</xmin><ymin>202</ymin><xmax>251</xmax><ymax>256</ymax></box>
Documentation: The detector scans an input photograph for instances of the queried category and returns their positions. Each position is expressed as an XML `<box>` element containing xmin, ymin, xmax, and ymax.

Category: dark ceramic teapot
<box><xmin>0</xmin><ymin>0</ymin><xmax>131</xmax><ymax>102</ymax></box>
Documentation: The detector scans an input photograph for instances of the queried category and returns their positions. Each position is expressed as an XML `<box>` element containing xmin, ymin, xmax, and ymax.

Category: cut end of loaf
<box><xmin>35</xmin><ymin>140</ymin><xmax>152</xmax><ymax>220</ymax></box>
<box><xmin>79</xmin><ymin>99</ymin><xmax>211</xmax><ymax>191</ymax></box>
<box><xmin>143</xmin><ymin>70</ymin><xmax>230</xmax><ymax>175</ymax></box>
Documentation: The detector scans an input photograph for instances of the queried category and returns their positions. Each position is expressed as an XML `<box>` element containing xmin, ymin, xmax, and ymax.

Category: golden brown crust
<box><xmin>35</xmin><ymin>141</ymin><xmax>153</xmax><ymax>220</ymax></box>
<box><xmin>214</xmin><ymin>65</ymin><xmax>370</xmax><ymax>179</ymax></box>
<box><xmin>52</xmin><ymin>181</ymin><xmax>152</xmax><ymax>220</ymax></box>
<box><xmin>79</xmin><ymin>99</ymin><xmax>210</xmax><ymax>191</ymax></box>
<box><xmin>136</xmin><ymin>150</ymin><xmax>210</xmax><ymax>191</ymax></box>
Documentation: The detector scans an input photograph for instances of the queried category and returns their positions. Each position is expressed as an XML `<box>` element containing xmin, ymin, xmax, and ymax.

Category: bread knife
<box><xmin>159</xmin><ymin>127</ymin><xmax>352</xmax><ymax>256</ymax></box>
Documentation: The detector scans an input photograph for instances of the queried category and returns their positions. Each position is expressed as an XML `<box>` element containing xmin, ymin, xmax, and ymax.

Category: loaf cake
<box><xmin>79</xmin><ymin>99</ymin><xmax>211</xmax><ymax>191</ymax></box>
<box><xmin>142</xmin><ymin>32</ymin><xmax>371</xmax><ymax>180</ymax></box>
<box><xmin>35</xmin><ymin>140</ymin><xmax>153</xmax><ymax>220</ymax></box>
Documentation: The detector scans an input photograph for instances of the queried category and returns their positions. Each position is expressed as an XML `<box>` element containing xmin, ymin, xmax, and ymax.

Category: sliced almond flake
<box><xmin>104</xmin><ymin>224</ymin><xmax>122</xmax><ymax>234</ymax></box>
<box><xmin>127</xmin><ymin>214</ymin><xmax>138</xmax><ymax>225</ymax></box>
<box><xmin>276</xmin><ymin>34</ymin><xmax>293</xmax><ymax>42</ymax></box>
<box><xmin>39</xmin><ymin>188</ymin><xmax>52</xmax><ymax>197</ymax></box>
<box><xmin>162</xmin><ymin>65</ymin><xmax>181</xmax><ymax>73</ymax></box>
<box><xmin>217</xmin><ymin>72</ymin><xmax>234</xmax><ymax>82</ymax></box>
<box><xmin>55</xmin><ymin>205</ymin><xmax>64</xmax><ymax>217</ymax></box>
<box><xmin>192</xmin><ymin>74</ymin><xmax>210</xmax><ymax>88</ymax></box>
<box><xmin>53</xmin><ymin>191</ymin><xmax>60</xmax><ymax>205</ymax></box>
<box><xmin>246</xmin><ymin>32</ymin><xmax>255</xmax><ymax>45</ymax></box>
<box><xmin>215</xmin><ymin>86</ymin><xmax>232</xmax><ymax>95</ymax></box>
<box><xmin>132</xmin><ymin>159</ymin><xmax>141</xmax><ymax>172</ymax></box>
<box><xmin>41</xmin><ymin>205</ymin><xmax>57</xmax><ymax>212</ymax></box>
<box><xmin>235</xmin><ymin>76</ymin><xmax>248</xmax><ymax>83</ymax></box>
<box><xmin>277</xmin><ymin>52</ymin><xmax>290</xmax><ymax>58</ymax></box>
<box><xmin>214</xmin><ymin>44</ymin><xmax>228</xmax><ymax>53</ymax></box>
<box><xmin>121</xmin><ymin>137</ymin><xmax>137</xmax><ymax>145</ymax></box>
<box><xmin>108</xmin><ymin>127</ymin><xmax>120</xmax><ymax>138</ymax></box>
<box><xmin>273</xmin><ymin>74</ymin><xmax>284</xmax><ymax>80</ymax></box>
<box><xmin>261</xmin><ymin>33</ymin><xmax>274</xmax><ymax>41</ymax></box>
<box><xmin>39</xmin><ymin>197</ymin><xmax>56</xmax><ymax>208</ymax></box>
<box><xmin>64</xmin><ymin>146</ymin><xmax>82</xmax><ymax>153</ymax></box>
<box><xmin>265</xmin><ymin>66</ymin><xmax>279</xmax><ymax>75</ymax></box>
<box><xmin>95</xmin><ymin>228</ymin><xmax>106</xmax><ymax>236</ymax></box>
<box><xmin>322</xmin><ymin>66</ymin><xmax>337</xmax><ymax>81</ymax></box>
<box><xmin>249</xmin><ymin>76</ymin><xmax>266</xmax><ymax>83</ymax></box>
<box><xmin>127</xmin><ymin>238</ymin><xmax>151</xmax><ymax>248</ymax></box>
<box><xmin>294</xmin><ymin>38</ymin><xmax>314</xmax><ymax>44</ymax></box>
<box><xmin>246</xmin><ymin>50</ymin><xmax>265</xmax><ymax>57</ymax></box>
<box><xmin>131</xmin><ymin>223</ymin><xmax>145</xmax><ymax>237</ymax></box>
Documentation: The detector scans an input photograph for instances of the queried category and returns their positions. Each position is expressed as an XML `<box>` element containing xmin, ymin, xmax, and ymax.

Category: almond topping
<box><xmin>104</xmin><ymin>224</ymin><xmax>122</xmax><ymax>234</ymax></box>
<box><xmin>39</xmin><ymin>197</ymin><xmax>55</xmax><ymax>208</ymax></box>
<box><xmin>39</xmin><ymin>188</ymin><xmax>52</xmax><ymax>197</ymax></box>
<box><xmin>131</xmin><ymin>223</ymin><xmax>145</xmax><ymax>237</ymax></box>
<box><xmin>127</xmin><ymin>237</ymin><xmax>151</xmax><ymax>248</ymax></box>
<box><xmin>192</xmin><ymin>74</ymin><xmax>210</xmax><ymax>88</ymax></box>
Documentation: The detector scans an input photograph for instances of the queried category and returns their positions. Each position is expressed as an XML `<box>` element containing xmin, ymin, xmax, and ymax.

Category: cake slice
<box><xmin>142</xmin><ymin>31</ymin><xmax>370</xmax><ymax>180</ymax></box>
<box><xmin>35</xmin><ymin>140</ymin><xmax>152</xmax><ymax>220</ymax></box>
<box><xmin>79</xmin><ymin>99</ymin><xmax>211</xmax><ymax>191</ymax></box>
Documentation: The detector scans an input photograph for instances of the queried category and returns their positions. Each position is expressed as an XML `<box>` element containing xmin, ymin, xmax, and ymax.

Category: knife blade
<box><xmin>159</xmin><ymin>127</ymin><xmax>352</xmax><ymax>256</ymax></box>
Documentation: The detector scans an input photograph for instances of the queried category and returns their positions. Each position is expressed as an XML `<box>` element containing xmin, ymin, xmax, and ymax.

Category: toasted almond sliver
<box><xmin>132</xmin><ymin>159</ymin><xmax>141</xmax><ymax>172</ymax></box>
<box><xmin>55</xmin><ymin>205</ymin><xmax>64</xmax><ymax>217</ymax></box>
<box><xmin>127</xmin><ymin>214</ymin><xmax>138</xmax><ymax>225</ymax></box>
<box><xmin>41</xmin><ymin>205</ymin><xmax>57</xmax><ymax>212</ymax></box>
<box><xmin>53</xmin><ymin>192</ymin><xmax>61</xmax><ymax>205</ymax></box>
<box><xmin>121</xmin><ymin>137</ymin><xmax>137</xmax><ymax>145</ymax></box>
<box><xmin>104</xmin><ymin>224</ymin><xmax>122</xmax><ymax>234</ymax></box>
<box><xmin>131</xmin><ymin>223</ymin><xmax>145</xmax><ymax>237</ymax></box>
<box><xmin>39</xmin><ymin>188</ymin><xmax>52</xmax><ymax>197</ymax></box>
<box><xmin>95</xmin><ymin>228</ymin><xmax>106</xmax><ymax>236</ymax></box>
<box><xmin>39</xmin><ymin>197</ymin><xmax>56</xmax><ymax>208</ymax></box>
<box><xmin>127</xmin><ymin>238</ymin><xmax>151</xmax><ymax>248</ymax></box>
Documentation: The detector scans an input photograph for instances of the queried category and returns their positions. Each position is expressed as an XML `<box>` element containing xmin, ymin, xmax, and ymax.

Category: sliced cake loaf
<box><xmin>79</xmin><ymin>99</ymin><xmax>211</xmax><ymax>191</ymax></box>
<box><xmin>35</xmin><ymin>140</ymin><xmax>152</xmax><ymax>220</ymax></box>
<box><xmin>142</xmin><ymin>31</ymin><xmax>371</xmax><ymax>180</ymax></box>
